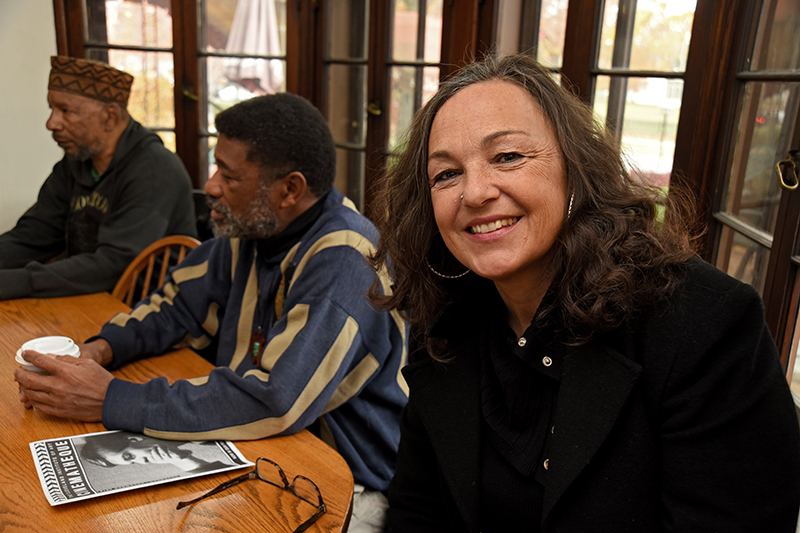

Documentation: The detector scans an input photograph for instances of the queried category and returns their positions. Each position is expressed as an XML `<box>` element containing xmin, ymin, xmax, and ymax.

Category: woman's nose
<box><xmin>460</xmin><ymin>167</ymin><xmax>500</xmax><ymax>206</ymax></box>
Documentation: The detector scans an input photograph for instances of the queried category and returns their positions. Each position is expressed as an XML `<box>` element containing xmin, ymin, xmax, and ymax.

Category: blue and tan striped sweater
<box><xmin>98</xmin><ymin>188</ymin><xmax>408</xmax><ymax>491</ymax></box>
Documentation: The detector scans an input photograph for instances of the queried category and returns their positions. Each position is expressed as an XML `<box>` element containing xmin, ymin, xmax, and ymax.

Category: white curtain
<box><xmin>223</xmin><ymin>0</ymin><xmax>284</xmax><ymax>94</ymax></box>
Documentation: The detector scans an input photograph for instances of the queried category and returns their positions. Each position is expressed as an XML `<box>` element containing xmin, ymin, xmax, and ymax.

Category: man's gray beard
<box><xmin>64</xmin><ymin>140</ymin><xmax>102</xmax><ymax>163</ymax></box>
<box><xmin>209</xmin><ymin>180</ymin><xmax>281</xmax><ymax>239</ymax></box>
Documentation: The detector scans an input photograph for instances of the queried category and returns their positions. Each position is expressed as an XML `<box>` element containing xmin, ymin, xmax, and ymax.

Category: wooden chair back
<box><xmin>111</xmin><ymin>235</ymin><xmax>201</xmax><ymax>306</ymax></box>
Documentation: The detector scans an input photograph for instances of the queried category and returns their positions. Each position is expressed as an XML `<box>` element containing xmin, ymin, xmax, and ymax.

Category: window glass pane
<box><xmin>538</xmin><ymin>0</ymin><xmax>568</xmax><ymax>68</ymax></box>
<box><xmin>597</xmin><ymin>0</ymin><xmax>622</xmax><ymax>70</ymax></box>
<box><xmin>424</xmin><ymin>0</ymin><xmax>444</xmax><ymax>63</ymax></box>
<box><xmin>422</xmin><ymin>66</ymin><xmax>440</xmax><ymax>106</ymax></box>
<box><xmin>327</xmin><ymin>0</ymin><xmax>369</xmax><ymax>60</ymax></box>
<box><xmin>275</xmin><ymin>0</ymin><xmax>287</xmax><ymax>53</ymax></box>
<box><xmin>390</xmin><ymin>66</ymin><xmax>417</xmax><ymax>150</ymax></box>
<box><xmin>85</xmin><ymin>0</ymin><xmax>173</xmax><ymax>48</ymax></box>
<box><xmin>205</xmin><ymin>56</ymin><xmax>287</xmax><ymax>131</ymax></box>
<box><xmin>715</xmin><ymin>227</ymin><xmax>770</xmax><ymax>293</ymax></box>
<box><xmin>788</xmin><ymin>269</ymin><xmax>800</xmax><ymax>400</ymax></box>
<box><xmin>204</xmin><ymin>0</ymin><xmax>286</xmax><ymax>96</ymax></box>
<box><xmin>721</xmin><ymin>82</ymin><xmax>800</xmax><ymax>235</ymax></box>
<box><xmin>204</xmin><ymin>136</ymin><xmax>218</xmax><ymax>188</ymax></box>
<box><xmin>335</xmin><ymin>148</ymin><xmax>366</xmax><ymax>210</ymax></box>
<box><xmin>594</xmin><ymin>75</ymin><xmax>682</xmax><ymax>189</ymax></box>
<box><xmin>598</xmin><ymin>0</ymin><xmax>696</xmax><ymax>72</ymax></box>
<box><xmin>629</xmin><ymin>0</ymin><xmax>695</xmax><ymax>71</ymax></box>
<box><xmin>751</xmin><ymin>0</ymin><xmax>800</xmax><ymax>71</ymax></box>
<box><xmin>393</xmin><ymin>1</ymin><xmax>419</xmax><ymax>62</ymax></box>
<box><xmin>326</xmin><ymin>64</ymin><xmax>368</xmax><ymax>147</ymax></box>
<box><xmin>495</xmin><ymin>1</ymin><xmax>523</xmax><ymax>57</ymax></box>
<box><xmin>392</xmin><ymin>0</ymin><xmax>443</xmax><ymax>62</ymax></box>
<box><xmin>205</xmin><ymin>0</ymin><xmax>287</xmax><ymax>56</ymax></box>
<box><xmin>389</xmin><ymin>65</ymin><xmax>439</xmax><ymax>151</ymax></box>
<box><xmin>155</xmin><ymin>130</ymin><xmax>176</xmax><ymax>153</ymax></box>
<box><xmin>86</xmin><ymin>49</ymin><xmax>175</xmax><ymax>130</ymax></box>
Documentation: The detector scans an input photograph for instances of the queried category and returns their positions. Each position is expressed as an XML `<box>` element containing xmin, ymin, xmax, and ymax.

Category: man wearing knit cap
<box><xmin>0</xmin><ymin>56</ymin><xmax>197</xmax><ymax>300</ymax></box>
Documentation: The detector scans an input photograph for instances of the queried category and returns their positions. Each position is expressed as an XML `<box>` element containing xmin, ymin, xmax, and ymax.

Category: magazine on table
<box><xmin>30</xmin><ymin>430</ymin><xmax>253</xmax><ymax>506</ymax></box>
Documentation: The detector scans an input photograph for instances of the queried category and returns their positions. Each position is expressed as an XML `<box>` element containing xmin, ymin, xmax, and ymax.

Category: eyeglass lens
<box><xmin>256</xmin><ymin>458</ymin><xmax>325</xmax><ymax>508</ymax></box>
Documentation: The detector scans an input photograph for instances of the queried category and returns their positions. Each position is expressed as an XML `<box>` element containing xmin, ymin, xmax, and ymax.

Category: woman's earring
<box><xmin>426</xmin><ymin>258</ymin><xmax>470</xmax><ymax>279</ymax></box>
<box><xmin>567</xmin><ymin>192</ymin><xmax>575</xmax><ymax>220</ymax></box>
<box><xmin>427</xmin><ymin>234</ymin><xmax>470</xmax><ymax>279</ymax></box>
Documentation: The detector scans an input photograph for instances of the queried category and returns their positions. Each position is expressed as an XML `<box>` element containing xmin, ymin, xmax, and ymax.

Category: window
<box><xmin>53</xmin><ymin>1</ymin><xmax>800</xmax><ymax>374</ymax></box>
<box><xmin>82</xmin><ymin>0</ymin><xmax>178</xmax><ymax>150</ymax></box>
<box><xmin>497</xmin><ymin>0</ymin><xmax>696</xmax><ymax>190</ymax></box>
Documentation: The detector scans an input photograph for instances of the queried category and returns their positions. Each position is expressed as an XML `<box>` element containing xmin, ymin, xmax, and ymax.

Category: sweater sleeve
<box><xmin>97</xmin><ymin>238</ymin><xmax>227</xmax><ymax>364</ymax></box>
<box><xmin>0</xmin><ymin>167</ymin><xmax>71</xmax><ymax>270</ymax></box>
<box><xmin>99</xmin><ymin>234</ymin><xmax>405</xmax><ymax>443</ymax></box>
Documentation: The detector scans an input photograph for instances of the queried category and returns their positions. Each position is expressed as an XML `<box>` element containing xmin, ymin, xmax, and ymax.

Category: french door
<box><xmin>708</xmin><ymin>0</ymin><xmax>800</xmax><ymax>387</ymax></box>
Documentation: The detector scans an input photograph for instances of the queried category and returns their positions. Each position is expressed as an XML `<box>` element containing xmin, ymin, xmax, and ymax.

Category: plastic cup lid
<box><xmin>20</xmin><ymin>336</ymin><xmax>77</xmax><ymax>356</ymax></box>
<box><xmin>16</xmin><ymin>336</ymin><xmax>80</xmax><ymax>371</ymax></box>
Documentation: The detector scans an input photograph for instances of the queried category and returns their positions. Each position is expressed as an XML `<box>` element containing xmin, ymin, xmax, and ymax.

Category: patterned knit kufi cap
<box><xmin>48</xmin><ymin>56</ymin><xmax>134</xmax><ymax>107</ymax></box>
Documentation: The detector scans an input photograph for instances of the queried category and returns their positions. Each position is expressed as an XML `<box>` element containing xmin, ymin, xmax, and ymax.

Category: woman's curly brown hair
<box><xmin>369</xmin><ymin>53</ymin><xmax>699</xmax><ymax>358</ymax></box>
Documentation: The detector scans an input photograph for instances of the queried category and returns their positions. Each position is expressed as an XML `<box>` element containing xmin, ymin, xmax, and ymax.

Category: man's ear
<box><xmin>102</xmin><ymin>103</ymin><xmax>123</xmax><ymax>131</ymax></box>
<box><xmin>276</xmin><ymin>171</ymin><xmax>309</xmax><ymax>208</ymax></box>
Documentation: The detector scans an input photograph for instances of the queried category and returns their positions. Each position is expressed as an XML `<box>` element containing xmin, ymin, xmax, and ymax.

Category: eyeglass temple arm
<box><xmin>176</xmin><ymin>471</ymin><xmax>257</xmax><ymax>510</ymax></box>
<box><xmin>292</xmin><ymin>502</ymin><xmax>327</xmax><ymax>533</ymax></box>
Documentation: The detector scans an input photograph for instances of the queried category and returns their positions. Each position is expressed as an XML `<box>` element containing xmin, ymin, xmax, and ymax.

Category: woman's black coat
<box><xmin>387</xmin><ymin>258</ymin><xmax>800</xmax><ymax>532</ymax></box>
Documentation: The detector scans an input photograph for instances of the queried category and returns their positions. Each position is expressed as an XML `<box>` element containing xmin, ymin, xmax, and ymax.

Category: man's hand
<box><xmin>14</xmin><ymin>350</ymin><xmax>114</xmax><ymax>422</ymax></box>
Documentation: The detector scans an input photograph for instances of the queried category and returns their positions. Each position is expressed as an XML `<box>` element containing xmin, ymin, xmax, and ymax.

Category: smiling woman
<box><xmin>427</xmin><ymin>80</ymin><xmax>568</xmax><ymax>335</ymax></box>
<box><xmin>369</xmin><ymin>53</ymin><xmax>800</xmax><ymax>531</ymax></box>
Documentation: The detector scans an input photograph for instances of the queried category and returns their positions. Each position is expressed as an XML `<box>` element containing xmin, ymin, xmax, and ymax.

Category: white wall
<box><xmin>0</xmin><ymin>0</ymin><xmax>61</xmax><ymax>233</ymax></box>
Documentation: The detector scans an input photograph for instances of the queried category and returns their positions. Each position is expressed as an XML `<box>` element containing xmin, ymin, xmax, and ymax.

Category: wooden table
<box><xmin>0</xmin><ymin>293</ymin><xmax>353</xmax><ymax>533</ymax></box>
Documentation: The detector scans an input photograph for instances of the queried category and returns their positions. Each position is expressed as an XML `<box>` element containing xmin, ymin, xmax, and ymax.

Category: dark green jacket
<box><xmin>0</xmin><ymin>119</ymin><xmax>196</xmax><ymax>299</ymax></box>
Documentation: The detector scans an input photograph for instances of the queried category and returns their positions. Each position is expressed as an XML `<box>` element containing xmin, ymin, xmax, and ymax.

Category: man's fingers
<box><xmin>18</xmin><ymin>350</ymin><xmax>56</xmax><ymax>372</ymax></box>
<box><xmin>14</xmin><ymin>358</ymin><xmax>111</xmax><ymax>422</ymax></box>
<box><xmin>18</xmin><ymin>383</ymin><xmax>34</xmax><ymax>408</ymax></box>
<box><xmin>14</xmin><ymin>366</ymin><xmax>47</xmax><ymax>388</ymax></box>
<box><xmin>25</xmin><ymin>400</ymin><xmax>60</xmax><ymax>417</ymax></box>
<box><xmin>21</xmin><ymin>350</ymin><xmax>79</xmax><ymax>372</ymax></box>
<box><xmin>19</xmin><ymin>385</ymin><xmax>53</xmax><ymax>405</ymax></box>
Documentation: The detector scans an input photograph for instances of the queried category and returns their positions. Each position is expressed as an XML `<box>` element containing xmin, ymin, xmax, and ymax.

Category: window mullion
<box><xmin>172</xmin><ymin>0</ymin><xmax>200</xmax><ymax>187</ymax></box>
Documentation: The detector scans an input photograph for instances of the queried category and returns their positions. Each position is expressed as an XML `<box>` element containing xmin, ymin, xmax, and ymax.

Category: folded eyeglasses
<box><xmin>177</xmin><ymin>457</ymin><xmax>327</xmax><ymax>533</ymax></box>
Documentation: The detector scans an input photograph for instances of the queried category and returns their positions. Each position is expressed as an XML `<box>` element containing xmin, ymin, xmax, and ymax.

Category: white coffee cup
<box><xmin>15</xmin><ymin>336</ymin><xmax>81</xmax><ymax>373</ymax></box>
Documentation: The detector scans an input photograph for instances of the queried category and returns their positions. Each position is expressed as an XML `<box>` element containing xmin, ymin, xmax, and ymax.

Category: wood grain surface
<box><xmin>0</xmin><ymin>293</ymin><xmax>353</xmax><ymax>533</ymax></box>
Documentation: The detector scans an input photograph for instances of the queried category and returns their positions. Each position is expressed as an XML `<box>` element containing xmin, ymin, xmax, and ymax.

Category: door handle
<box><xmin>775</xmin><ymin>150</ymin><xmax>799</xmax><ymax>190</ymax></box>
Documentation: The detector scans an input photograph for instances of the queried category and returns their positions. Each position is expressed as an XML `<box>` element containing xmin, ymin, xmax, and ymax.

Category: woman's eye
<box><xmin>497</xmin><ymin>152</ymin><xmax>521</xmax><ymax>163</ymax></box>
<box><xmin>432</xmin><ymin>169</ymin><xmax>460</xmax><ymax>183</ymax></box>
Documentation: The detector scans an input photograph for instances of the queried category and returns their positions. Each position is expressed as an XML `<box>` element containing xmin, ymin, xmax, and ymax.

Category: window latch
<box><xmin>775</xmin><ymin>150</ymin><xmax>799</xmax><ymax>191</ymax></box>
